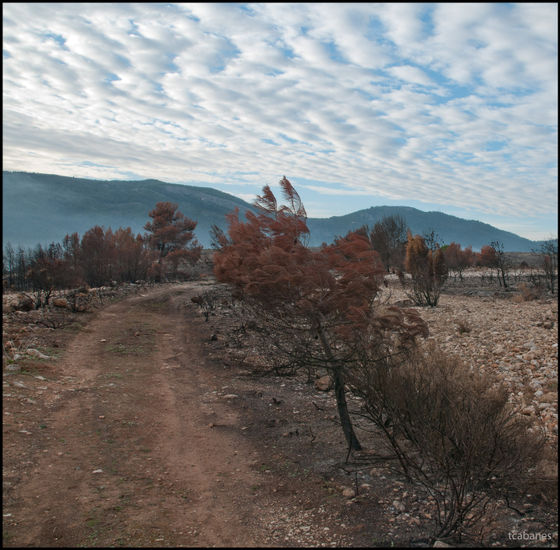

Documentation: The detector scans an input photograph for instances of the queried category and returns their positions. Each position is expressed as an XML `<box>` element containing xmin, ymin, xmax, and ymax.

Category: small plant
<box><xmin>513</xmin><ymin>282</ymin><xmax>541</xmax><ymax>302</ymax></box>
<box><xmin>191</xmin><ymin>290</ymin><xmax>219</xmax><ymax>321</ymax></box>
<box><xmin>35</xmin><ymin>310</ymin><xmax>74</xmax><ymax>329</ymax></box>
<box><xmin>456</xmin><ymin>319</ymin><xmax>471</xmax><ymax>334</ymax></box>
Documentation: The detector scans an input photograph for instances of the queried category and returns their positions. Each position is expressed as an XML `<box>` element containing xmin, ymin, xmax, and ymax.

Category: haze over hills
<box><xmin>3</xmin><ymin>171</ymin><xmax>255</xmax><ymax>251</ymax></box>
<box><xmin>2</xmin><ymin>171</ymin><xmax>546</xmax><ymax>252</ymax></box>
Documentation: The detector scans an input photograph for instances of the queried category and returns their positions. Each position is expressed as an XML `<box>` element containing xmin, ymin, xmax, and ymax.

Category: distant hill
<box><xmin>2</xmin><ymin>171</ymin><xmax>256</xmax><ymax>250</ymax></box>
<box><xmin>306</xmin><ymin>206</ymin><xmax>543</xmax><ymax>252</ymax></box>
<box><xmin>2</xmin><ymin>171</ymin><xmax>544</xmax><ymax>252</ymax></box>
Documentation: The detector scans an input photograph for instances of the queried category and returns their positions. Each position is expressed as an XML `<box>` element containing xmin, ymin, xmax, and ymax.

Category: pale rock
<box><xmin>541</xmin><ymin>392</ymin><xmax>557</xmax><ymax>403</ymax></box>
<box><xmin>15</xmin><ymin>295</ymin><xmax>34</xmax><ymax>311</ymax></box>
<box><xmin>314</xmin><ymin>375</ymin><xmax>332</xmax><ymax>392</ymax></box>
<box><xmin>26</xmin><ymin>348</ymin><xmax>50</xmax><ymax>360</ymax></box>
<box><xmin>392</xmin><ymin>500</ymin><xmax>406</xmax><ymax>513</ymax></box>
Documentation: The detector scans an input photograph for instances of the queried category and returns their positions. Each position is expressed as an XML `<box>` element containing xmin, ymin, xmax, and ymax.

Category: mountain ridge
<box><xmin>2</xmin><ymin>171</ymin><xmax>545</xmax><ymax>252</ymax></box>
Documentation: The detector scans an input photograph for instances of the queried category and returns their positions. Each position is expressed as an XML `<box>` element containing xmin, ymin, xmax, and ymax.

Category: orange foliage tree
<box><xmin>442</xmin><ymin>242</ymin><xmax>474</xmax><ymax>281</ymax></box>
<box><xmin>214</xmin><ymin>177</ymin><xmax>427</xmax><ymax>452</ymax></box>
<box><xmin>405</xmin><ymin>231</ymin><xmax>448</xmax><ymax>306</ymax></box>
<box><xmin>80</xmin><ymin>226</ymin><xmax>117</xmax><ymax>287</ymax></box>
<box><xmin>112</xmin><ymin>227</ymin><xmax>153</xmax><ymax>283</ymax></box>
<box><xmin>479</xmin><ymin>242</ymin><xmax>509</xmax><ymax>288</ymax></box>
<box><xmin>62</xmin><ymin>232</ymin><xmax>84</xmax><ymax>286</ymax></box>
<box><xmin>26</xmin><ymin>243</ymin><xmax>74</xmax><ymax>306</ymax></box>
<box><xmin>73</xmin><ymin>226</ymin><xmax>152</xmax><ymax>287</ymax></box>
<box><xmin>479</xmin><ymin>244</ymin><xmax>497</xmax><ymax>268</ymax></box>
<box><xmin>144</xmin><ymin>202</ymin><xmax>201</xmax><ymax>281</ymax></box>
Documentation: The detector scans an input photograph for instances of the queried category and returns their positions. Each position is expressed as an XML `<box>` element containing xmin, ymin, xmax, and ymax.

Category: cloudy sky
<box><xmin>3</xmin><ymin>3</ymin><xmax>557</xmax><ymax>240</ymax></box>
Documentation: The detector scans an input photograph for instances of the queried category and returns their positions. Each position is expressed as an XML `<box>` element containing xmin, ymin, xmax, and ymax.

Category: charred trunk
<box><xmin>333</xmin><ymin>367</ymin><xmax>362</xmax><ymax>451</ymax></box>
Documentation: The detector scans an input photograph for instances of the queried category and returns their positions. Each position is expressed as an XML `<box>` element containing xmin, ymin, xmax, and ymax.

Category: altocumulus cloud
<box><xmin>2</xmin><ymin>2</ymin><xmax>557</xmax><ymax>238</ymax></box>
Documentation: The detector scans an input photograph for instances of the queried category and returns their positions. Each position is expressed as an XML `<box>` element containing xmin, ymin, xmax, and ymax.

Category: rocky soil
<box><xmin>387</xmin><ymin>286</ymin><xmax>558</xmax><ymax>447</ymax></box>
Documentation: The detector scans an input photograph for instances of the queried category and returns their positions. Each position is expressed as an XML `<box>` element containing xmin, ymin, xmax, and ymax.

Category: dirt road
<box><xmin>3</xmin><ymin>283</ymin><xmax>276</xmax><ymax>547</ymax></box>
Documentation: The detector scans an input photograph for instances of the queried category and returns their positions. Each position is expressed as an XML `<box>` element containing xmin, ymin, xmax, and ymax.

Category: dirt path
<box><xmin>3</xmin><ymin>283</ymin><xmax>270</xmax><ymax>547</ymax></box>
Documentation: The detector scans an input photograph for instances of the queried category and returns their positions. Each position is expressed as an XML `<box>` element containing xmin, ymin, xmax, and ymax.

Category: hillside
<box><xmin>2</xmin><ymin>171</ymin><xmax>255</xmax><ymax>250</ymax></box>
<box><xmin>306</xmin><ymin>206</ymin><xmax>541</xmax><ymax>252</ymax></box>
<box><xmin>2</xmin><ymin>171</ymin><xmax>543</xmax><ymax>251</ymax></box>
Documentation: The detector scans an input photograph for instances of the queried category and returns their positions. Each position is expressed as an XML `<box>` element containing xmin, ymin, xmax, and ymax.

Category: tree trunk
<box><xmin>316</xmin><ymin>318</ymin><xmax>362</xmax><ymax>452</ymax></box>
<box><xmin>333</xmin><ymin>367</ymin><xmax>362</xmax><ymax>451</ymax></box>
<box><xmin>500</xmin><ymin>267</ymin><xmax>507</xmax><ymax>288</ymax></box>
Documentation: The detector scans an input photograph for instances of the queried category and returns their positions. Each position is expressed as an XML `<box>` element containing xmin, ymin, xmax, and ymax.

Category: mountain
<box><xmin>2</xmin><ymin>171</ymin><xmax>256</xmax><ymax>250</ymax></box>
<box><xmin>2</xmin><ymin>171</ymin><xmax>543</xmax><ymax>252</ymax></box>
<box><xmin>306</xmin><ymin>206</ymin><xmax>542</xmax><ymax>252</ymax></box>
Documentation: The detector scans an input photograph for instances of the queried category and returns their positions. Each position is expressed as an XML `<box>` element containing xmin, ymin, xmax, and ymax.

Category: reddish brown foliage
<box><xmin>443</xmin><ymin>242</ymin><xmax>474</xmax><ymax>279</ymax></box>
<box><xmin>479</xmin><ymin>244</ymin><xmax>498</xmax><ymax>267</ymax></box>
<box><xmin>144</xmin><ymin>201</ymin><xmax>202</xmax><ymax>280</ymax></box>
<box><xmin>5</xmin><ymin>203</ymin><xmax>195</xmax><ymax>292</ymax></box>
<box><xmin>214</xmin><ymin>177</ymin><xmax>428</xmax><ymax>451</ymax></box>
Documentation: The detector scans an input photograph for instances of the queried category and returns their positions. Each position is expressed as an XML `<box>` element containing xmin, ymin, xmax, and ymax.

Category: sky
<box><xmin>2</xmin><ymin>2</ymin><xmax>558</xmax><ymax>241</ymax></box>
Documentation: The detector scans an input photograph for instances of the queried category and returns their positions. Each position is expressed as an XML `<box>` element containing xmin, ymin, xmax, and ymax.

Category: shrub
<box><xmin>513</xmin><ymin>282</ymin><xmax>541</xmax><ymax>302</ymax></box>
<box><xmin>348</xmin><ymin>342</ymin><xmax>546</xmax><ymax>543</ymax></box>
<box><xmin>405</xmin><ymin>232</ymin><xmax>448</xmax><ymax>306</ymax></box>
<box><xmin>455</xmin><ymin>319</ymin><xmax>471</xmax><ymax>334</ymax></box>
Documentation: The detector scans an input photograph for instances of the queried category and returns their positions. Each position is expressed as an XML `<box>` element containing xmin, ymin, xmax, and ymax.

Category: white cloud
<box><xmin>388</xmin><ymin>65</ymin><xmax>434</xmax><ymax>87</ymax></box>
<box><xmin>2</xmin><ymin>2</ymin><xmax>557</xmax><ymax>234</ymax></box>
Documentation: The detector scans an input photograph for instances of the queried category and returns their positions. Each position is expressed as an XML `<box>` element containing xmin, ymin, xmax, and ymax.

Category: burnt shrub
<box><xmin>348</xmin><ymin>342</ymin><xmax>546</xmax><ymax>543</ymax></box>
<box><xmin>513</xmin><ymin>281</ymin><xmax>542</xmax><ymax>302</ymax></box>
<box><xmin>405</xmin><ymin>232</ymin><xmax>448</xmax><ymax>307</ymax></box>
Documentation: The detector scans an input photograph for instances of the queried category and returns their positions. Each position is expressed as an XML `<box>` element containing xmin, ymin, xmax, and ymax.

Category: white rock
<box><xmin>26</xmin><ymin>348</ymin><xmax>50</xmax><ymax>360</ymax></box>
<box><xmin>392</xmin><ymin>499</ymin><xmax>406</xmax><ymax>513</ymax></box>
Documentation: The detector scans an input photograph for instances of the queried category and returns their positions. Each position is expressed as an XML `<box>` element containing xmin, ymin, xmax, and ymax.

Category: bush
<box><xmin>349</xmin><ymin>342</ymin><xmax>546</xmax><ymax>543</ymax></box>
<box><xmin>513</xmin><ymin>282</ymin><xmax>542</xmax><ymax>302</ymax></box>
<box><xmin>405</xmin><ymin>232</ymin><xmax>447</xmax><ymax>306</ymax></box>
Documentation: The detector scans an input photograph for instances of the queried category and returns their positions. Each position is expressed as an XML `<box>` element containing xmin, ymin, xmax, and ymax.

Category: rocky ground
<box><xmin>384</xmin><ymin>281</ymin><xmax>558</xmax><ymax>449</ymax></box>
<box><xmin>192</xmin><ymin>271</ymin><xmax>559</xmax><ymax>546</ymax></box>
<box><xmin>2</xmin><ymin>274</ymin><xmax>558</xmax><ymax>547</ymax></box>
